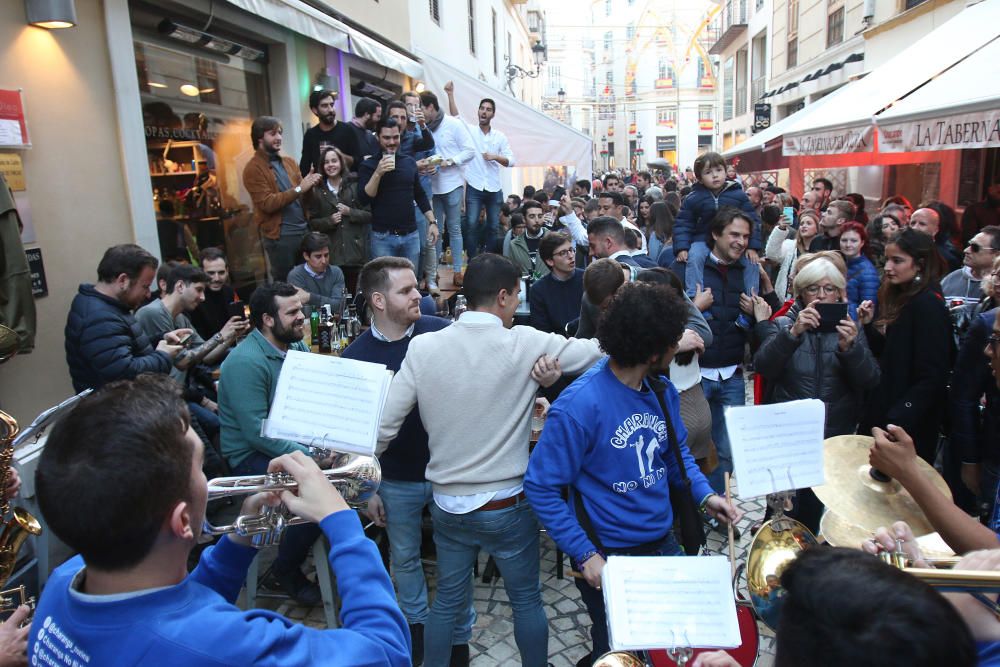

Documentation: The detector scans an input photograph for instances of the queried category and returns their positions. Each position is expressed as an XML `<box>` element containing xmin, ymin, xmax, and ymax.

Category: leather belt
<box><xmin>479</xmin><ymin>491</ymin><xmax>526</xmax><ymax>512</ymax></box>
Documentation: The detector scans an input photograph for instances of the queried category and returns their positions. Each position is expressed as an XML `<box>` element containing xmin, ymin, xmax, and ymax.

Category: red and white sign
<box><xmin>878</xmin><ymin>109</ymin><xmax>1000</xmax><ymax>152</ymax></box>
<box><xmin>0</xmin><ymin>89</ymin><xmax>30</xmax><ymax>148</ymax></box>
<box><xmin>783</xmin><ymin>125</ymin><xmax>873</xmax><ymax>156</ymax></box>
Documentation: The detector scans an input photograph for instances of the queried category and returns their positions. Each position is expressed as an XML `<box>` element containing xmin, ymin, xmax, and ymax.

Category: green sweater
<box><xmin>218</xmin><ymin>329</ymin><xmax>309</xmax><ymax>467</ymax></box>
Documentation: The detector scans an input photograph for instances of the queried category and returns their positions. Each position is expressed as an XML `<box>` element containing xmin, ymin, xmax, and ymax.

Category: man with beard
<box><xmin>189</xmin><ymin>248</ymin><xmax>240</xmax><ymax>340</ymax></box>
<box><xmin>299</xmin><ymin>89</ymin><xmax>360</xmax><ymax>176</ymax></box>
<box><xmin>350</xmin><ymin>97</ymin><xmax>383</xmax><ymax>167</ymax></box>
<box><xmin>243</xmin><ymin>116</ymin><xmax>322</xmax><ymax>281</ymax></box>
<box><xmin>217</xmin><ymin>282</ymin><xmax>321</xmax><ymax>605</ymax></box>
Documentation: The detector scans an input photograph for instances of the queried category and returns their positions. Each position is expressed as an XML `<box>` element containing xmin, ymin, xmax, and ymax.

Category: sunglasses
<box><xmin>968</xmin><ymin>242</ymin><xmax>998</xmax><ymax>253</ymax></box>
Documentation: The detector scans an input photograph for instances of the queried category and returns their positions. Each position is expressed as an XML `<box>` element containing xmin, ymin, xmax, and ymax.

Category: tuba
<box><xmin>0</xmin><ymin>325</ymin><xmax>42</xmax><ymax>613</ymax></box>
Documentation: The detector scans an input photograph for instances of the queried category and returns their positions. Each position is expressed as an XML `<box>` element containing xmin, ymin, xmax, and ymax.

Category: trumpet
<box><xmin>203</xmin><ymin>454</ymin><xmax>380</xmax><ymax>548</ymax></box>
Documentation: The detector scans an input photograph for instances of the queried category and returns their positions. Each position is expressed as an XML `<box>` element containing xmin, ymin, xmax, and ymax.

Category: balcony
<box><xmin>751</xmin><ymin>77</ymin><xmax>766</xmax><ymax>104</ymax></box>
<box><xmin>708</xmin><ymin>0</ymin><xmax>748</xmax><ymax>55</ymax></box>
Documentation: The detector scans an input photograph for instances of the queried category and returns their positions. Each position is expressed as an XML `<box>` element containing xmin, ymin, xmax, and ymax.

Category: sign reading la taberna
<box><xmin>877</xmin><ymin>109</ymin><xmax>1000</xmax><ymax>153</ymax></box>
<box><xmin>783</xmin><ymin>125</ymin><xmax>873</xmax><ymax>156</ymax></box>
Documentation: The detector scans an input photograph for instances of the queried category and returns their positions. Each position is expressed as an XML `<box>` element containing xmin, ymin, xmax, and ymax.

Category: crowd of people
<box><xmin>13</xmin><ymin>79</ymin><xmax>1000</xmax><ymax>667</ymax></box>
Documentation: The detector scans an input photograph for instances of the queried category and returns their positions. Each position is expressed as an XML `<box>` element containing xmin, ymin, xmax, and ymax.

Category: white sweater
<box><xmin>378</xmin><ymin>313</ymin><xmax>604</xmax><ymax>495</ymax></box>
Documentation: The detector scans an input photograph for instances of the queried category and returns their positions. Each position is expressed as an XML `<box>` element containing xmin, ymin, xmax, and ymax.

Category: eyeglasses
<box><xmin>968</xmin><ymin>242</ymin><xmax>998</xmax><ymax>253</ymax></box>
<box><xmin>988</xmin><ymin>333</ymin><xmax>1000</xmax><ymax>352</ymax></box>
<box><xmin>552</xmin><ymin>248</ymin><xmax>575</xmax><ymax>258</ymax></box>
<box><xmin>803</xmin><ymin>284</ymin><xmax>840</xmax><ymax>296</ymax></box>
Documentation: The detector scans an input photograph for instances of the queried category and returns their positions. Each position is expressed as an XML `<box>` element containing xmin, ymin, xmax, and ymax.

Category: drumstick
<box><xmin>725</xmin><ymin>471</ymin><xmax>736</xmax><ymax>579</ymax></box>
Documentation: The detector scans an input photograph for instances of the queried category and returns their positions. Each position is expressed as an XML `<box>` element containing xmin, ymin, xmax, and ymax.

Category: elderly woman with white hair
<box><xmin>753</xmin><ymin>254</ymin><xmax>881</xmax><ymax>531</ymax></box>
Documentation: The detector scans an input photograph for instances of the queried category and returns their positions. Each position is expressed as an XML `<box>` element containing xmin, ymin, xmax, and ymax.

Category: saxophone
<box><xmin>0</xmin><ymin>325</ymin><xmax>41</xmax><ymax>613</ymax></box>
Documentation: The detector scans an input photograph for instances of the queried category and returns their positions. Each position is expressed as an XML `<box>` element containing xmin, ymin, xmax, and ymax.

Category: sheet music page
<box><xmin>261</xmin><ymin>350</ymin><xmax>391</xmax><ymax>456</ymax></box>
<box><xmin>726</xmin><ymin>399</ymin><xmax>826</xmax><ymax>498</ymax></box>
<box><xmin>601</xmin><ymin>555</ymin><xmax>740</xmax><ymax>651</ymax></box>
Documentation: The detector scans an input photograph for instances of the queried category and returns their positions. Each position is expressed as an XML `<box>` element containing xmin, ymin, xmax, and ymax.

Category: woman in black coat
<box><xmin>858</xmin><ymin>228</ymin><xmax>954</xmax><ymax>463</ymax></box>
<box><xmin>754</xmin><ymin>253</ymin><xmax>881</xmax><ymax>531</ymax></box>
<box><xmin>307</xmin><ymin>147</ymin><xmax>371</xmax><ymax>289</ymax></box>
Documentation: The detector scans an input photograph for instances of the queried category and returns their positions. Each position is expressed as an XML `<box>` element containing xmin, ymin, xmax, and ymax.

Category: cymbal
<box><xmin>811</xmin><ymin>435</ymin><xmax>951</xmax><ymax>537</ymax></box>
<box><xmin>819</xmin><ymin>509</ymin><xmax>957</xmax><ymax>558</ymax></box>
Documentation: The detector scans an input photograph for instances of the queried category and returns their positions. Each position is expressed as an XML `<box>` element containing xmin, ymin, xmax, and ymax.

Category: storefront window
<box><xmin>135</xmin><ymin>39</ymin><xmax>270</xmax><ymax>291</ymax></box>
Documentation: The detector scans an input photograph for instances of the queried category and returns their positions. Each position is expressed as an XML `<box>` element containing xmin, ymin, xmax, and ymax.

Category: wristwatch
<box><xmin>294</xmin><ymin>185</ymin><xmax>302</xmax><ymax>194</ymax></box>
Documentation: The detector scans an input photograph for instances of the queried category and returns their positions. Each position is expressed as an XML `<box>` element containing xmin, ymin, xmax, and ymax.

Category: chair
<box><xmin>243</xmin><ymin>536</ymin><xmax>339</xmax><ymax>628</ymax></box>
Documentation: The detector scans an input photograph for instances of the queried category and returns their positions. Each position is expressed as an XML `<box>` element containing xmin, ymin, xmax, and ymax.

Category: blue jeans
<box><xmin>371</xmin><ymin>229</ymin><xmax>421</xmax><ymax>268</ymax></box>
<box><xmin>433</xmin><ymin>187</ymin><xmax>465</xmax><ymax>272</ymax></box>
<box><xmin>378</xmin><ymin>480</ymin><xmax>475</xmax><ymax>641</ymax></box>
<box><xmin>684</xmin><ymin>241</ymin><xmax>760</xmax><ymax>296</ymax></box>
<box><xmin>188</xmin><ymin>401</ymin><xmax>219</xmax><ymax>441</ymax></box>
<box><xmin>426</xmin><ymin>500</ymin><xmax>548</xmax><ymax>667</ymax></box>
<box><xmin>701</xmin><ymin>373</ymin><xmax>746</xmax><ymax>493</ymax></box>
<box><xmin>574</xmin><ymin>532</ymin><xmax>683</xmax><ymax>658</ymax></box>
<box><xmin>414</xmin><ymin>205</ymin><xmax>437</xmax><ymax>283</ymax></box>
<box><xmin>464</xmin><ymin>187</ymin><xmax>503</xmax><ymax>259</ymax></box>
<box><xmin>230</xmin><ymin>451</ymin><xmax>319</xmax><ymax>576</ymax></box>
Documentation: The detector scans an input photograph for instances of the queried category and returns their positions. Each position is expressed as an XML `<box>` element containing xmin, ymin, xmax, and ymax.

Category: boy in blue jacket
<box><xmin>30</xmin><ymin>375</ymin><xmax>409</xmax><ymax>667</ymax></box>
<box><xmin>674</xmin><ymin>152</ymin><xmax>763</xmax><ymax>317</ymax></box>
<box><xmin>524</xmin><ymin>282</ymin><xmax>741</xmax><ymax>664</ymax></box>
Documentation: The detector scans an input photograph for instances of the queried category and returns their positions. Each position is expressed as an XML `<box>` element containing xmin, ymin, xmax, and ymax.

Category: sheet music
<box><xmin>726</xmin><ymin>399</ymin><xmax>826</xmax><ymax>498</ymax></box>
<box><xmin>261</xmin><ymin>350</ymin><xmax>392</xmax><ymax>456</ymax></box>
<box><xmin>602</xmin><ymin>556</ymin><xmax>740</xmax><ymax>651</ymax></box>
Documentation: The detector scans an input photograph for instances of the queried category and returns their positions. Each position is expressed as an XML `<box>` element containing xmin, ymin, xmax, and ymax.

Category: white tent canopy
<box><xmin>417</xmin><ymin>51</ymin><xmax>593</xmax><ymax>181</ymax></box>
<box><xmin>876</xmin><ymin>35</ymin><xmax>1000</xmax><ymax>152</ymax></box>
<box><xmin>782</xmin><ymin>0</ymin><xmax>1000</xmax><ymax>155</ymax></box>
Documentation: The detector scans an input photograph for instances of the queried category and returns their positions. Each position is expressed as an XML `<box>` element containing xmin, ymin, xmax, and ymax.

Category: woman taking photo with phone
<box><xmin>753</xmin><ymin>254</ymin><xmax>881</xmax><ymax>530</ymax></box>
<box><xmin>858</xmin><ymin>227</ymin><xmax>953</xmax><ymax>463</ymax></box>
<box><xmin>766</xmin><ymin>207</ymin><xmax>820</xmax><ymax>301</ymax></box>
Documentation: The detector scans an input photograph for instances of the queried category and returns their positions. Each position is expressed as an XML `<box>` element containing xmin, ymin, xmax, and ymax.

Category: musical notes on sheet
<box><xmin>726</xmin><ymin>399</ymin><xmax>826</xmax><ymax>498</ymax></box>
<box><xmin>262</xmin><ymin>350</ymin><xmax>393</xmax><ymax>456</ymax></box>
<box><xmin>602</xmin><ymin>556</ymin><xmax>741</xmax><ymax>651</ymax></box>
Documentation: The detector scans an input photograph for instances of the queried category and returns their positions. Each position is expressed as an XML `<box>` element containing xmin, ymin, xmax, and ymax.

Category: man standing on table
<box><xmin>378</xmin><ymin>253</ymin><xmax>605</xmax><ymax>667</ymax></box>
<box><xmin>524</xmin><ymin>282</ymin><xmax>740</xmax><ymax>666</ymax></box>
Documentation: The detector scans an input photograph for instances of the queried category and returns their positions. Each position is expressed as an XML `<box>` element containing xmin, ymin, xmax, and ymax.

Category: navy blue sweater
<box><xmin>357</xmin><ymin>151</ymin><xmax>432</xmax><ymax>234</ymax></box>
<box><xmin>341</xmin><ymin>316</ymin><xmax>450</xmax><ymax>481</ymax></box>
<box><xmin>529</xmin><ymin>269</ymin><xmax>584</xmax><ymax>334</ymax></box>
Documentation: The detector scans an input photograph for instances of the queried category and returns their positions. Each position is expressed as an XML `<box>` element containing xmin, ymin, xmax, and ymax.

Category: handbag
<box><xmin>648</xmin><ymin>375</ymin><xmax>706</xmax><ymax>556</ymax></box>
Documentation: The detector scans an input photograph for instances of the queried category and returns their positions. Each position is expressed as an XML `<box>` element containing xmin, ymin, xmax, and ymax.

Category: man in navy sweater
<box><xmin>529</xmin><ymin>232</ymin><xmax>584</xmax><ymax>335</ymax></box>
<box><xmin>525</xmin><ymin>282</ymin><xmax>740</xmax><ymax>665</ymax></box>
<box><xmin>30</xmin><ymin>374</ymin><xmax>409</xmax><ymax>666</ymax></box>
<box><xmin>344</xmin><ymin>257</ymin><xmax>471</xmax><ymax>665</ymax></box>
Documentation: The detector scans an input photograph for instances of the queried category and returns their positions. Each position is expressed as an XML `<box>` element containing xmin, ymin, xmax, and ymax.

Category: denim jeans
<box><xmin>188</xmin><ymin>401</ymin><xmax>220</xmax><ymax>441</ymax></box>
<box><xmin>230</xmin><ymin>451</ymin><xmax>319</xmax><ymax>576</ymax></box>
<box><xmin>574</xmin><ymin>532</ymin><xmax>683</xmax><ymax>659</ymax></box>
<box><xmin>433</xmin><ymin>187</ymin><xmax>465</xmax><ymax>272</ymax></box>
<box><xmin>464</xmin><ymin>187</ymin><xmax>503</xmax><ymax>260</ymax></box>
<box><xmin>413</xmin><ymin>205</ymin><xmax>437</xmax><ymax>283</ymax></box>
<box><xmin>701</xmin><ymin>373</ymin><xmax>746</xmax><ymax>493</ymax></box>
<box><xmin>263</xmin><ymin>233</ymin><xmax>304</xmax><ymax>283</ymax></box>
<box><xmin>370</xmin><ymin>229</ymin><xmax>421</xmax><ymax>268</ymax></box>
<box><xmin>426</xmin><ymin>500</ymin><xmax>548</xmax><ymax>667</ymax></box>
<box><xmin>684</xmin><ymin>241</ymin><xmax>760</xmax><ymax>296</ymax></box>
<box><xmin>378</xmin><ymin>479</ymin><xmax>474</xmax><ymax>642</ymax></box>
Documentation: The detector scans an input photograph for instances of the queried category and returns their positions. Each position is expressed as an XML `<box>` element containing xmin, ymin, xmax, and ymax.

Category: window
<box><xmin>429</xmin><ymin>0</ymin><xmax>440</xmax><ymax>24</ymax></box>
<box><xmin>606</xmin><ymin>0</ymin><xmax>612</xmax><ymax>17</ymax></box>
<box><xmin>787</xmin><ymin>37</ymin><xmax>798</xmax><ymax>68</ymax></box>
<box><xmin>723</xmin><ymin>57</ymin><xmax>734</xmax><ymax>121</ymax></box>
<box><xmin>656</xmin><ymin>106</ymin><xmax>677</xmax><ymax>126</ymax></box>
<box><xmin>468</xmin><ymin>0</ymin><xmax>477</xmax><ymax>54</ymax></box>
<box><xmin>629</xmin><ymin>110</ymin><xmax>637</xmax><ymax>124</ymax></box>
<box><xmin>827</xmin><ymin>5</ymin><xmax>844</xmax><ymax>47</ymax></box>
<box><xmin>491</xmin><ymin>9</ymin><xmax>498</xmax><ymax>74</ymax></box>
<box><xmin>626</xmin><ymin>25</ymin><xmax>635</xmax><ymax>41</ymax></box>
<box><xmin>606</xmin><ymin>69</ymin><xmax>614</xmax><ymax>85</ymax></box>
<box><xmin>658</xmin><ymin>58</ymin><xmax>667</xmax><ymax>79</ymax></box>
<box><xmin>788</xmin><ymin>0</ymin><xmax>799</xmax><ymax>37</ymax></box>
<box><xmin>698</xmin><ymin>105</ymin><xmax>714</xmax><ymax>123</ymax></box>
<box><xmin>546</xmin><ymin>65</ymin><xmax>562</xmax><ymax>96</ymax></box>
<box><xmin>604</xmin><ymin>31</ymin><xmax>613</xmax><ymax>51</ymax></box>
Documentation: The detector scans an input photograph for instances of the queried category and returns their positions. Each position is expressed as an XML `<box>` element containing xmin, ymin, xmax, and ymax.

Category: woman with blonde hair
<box><xmin>765</xmin><ymin>208</ymin><xmax>821</xmax><ymax>300</ymax></box>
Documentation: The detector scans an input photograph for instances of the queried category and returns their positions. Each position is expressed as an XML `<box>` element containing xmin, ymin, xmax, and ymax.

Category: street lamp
<box><xmin>636</xmin><ymin>131</ymin><xmax>644</xmax><ymax>170</ymax></box>
<box><xmin>557</xmin><ymin>88</ymin><xmax>566</xmax><ymax>104</ymax></box>
<box><xmin>600</xmin><ymin>134</ymin><xmax>608</xmax><ymax>171</ymax></box>
<box><xmin>505</xmin><ymin>42</ymin><xmax>548</xmax><ymax>91</ymax></box>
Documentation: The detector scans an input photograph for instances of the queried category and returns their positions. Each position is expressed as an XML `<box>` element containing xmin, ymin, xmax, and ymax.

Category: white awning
<box><xmin>417</xmin><ymin>51</ymin><xmax>594</xmax><ymax>180</ymax></box>
<box><xmin>782</xmin><ymin>0</ymin><xmax>1000</xmax><ymax>156</ymax></box>
<box><xmin>723</xmin><ymin>91</ymin><xmax>843</xmax><ymax>158</ymax></box>
<box><xmin>876</xmin><ymin>35</ymin><xmax>1000</xmax><ymax>152</ymax></box>
<box><xmin>224</xmin><ymin>0</ymin><xmax>423</xmax><ymax>78</ymax></box>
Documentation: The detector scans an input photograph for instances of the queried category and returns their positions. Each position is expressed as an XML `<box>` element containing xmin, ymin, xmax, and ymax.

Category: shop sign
<box><xmin>0</xmin><ymin>154</ymin><xmax>25</xmax><ymax>191</ymax></box>
<box><xmin>783</xmin><ymin>125</ymin><xmax>873</xmax><ymax>155</ymax></box>
<box><xmin>0</xmin><ymin>90</ymin><xmax>30</xmax><ymax>148</ymax></box>
<box><xmin>878</xmin><ymin>109</ymin><xmax>1000</xmax><ymax>153</ymax></box>
<box><xmin>25</xmin><ymin>247</ymin><xmax>47</xmax><ymax>298</ymax></box>
<box><xmin>656</xmin><ymin>136</ymin><xmax>676</xmax><ymax>151</ymax></box>
<box><xmin>753</xmin><ymin>103</ymin><xmax>771</xmax><ymax>133</ymax></box>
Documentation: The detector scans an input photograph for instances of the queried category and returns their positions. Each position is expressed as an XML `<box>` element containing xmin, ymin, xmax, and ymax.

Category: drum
<box><xmin>647</xmin><ymin>601</ymin><xmax>760</xmax><ymax>667</ymax></box>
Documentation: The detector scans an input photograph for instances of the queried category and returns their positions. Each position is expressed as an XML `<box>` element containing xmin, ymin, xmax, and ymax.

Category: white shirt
<box><xmin>621</xmin><ymin>217</ymin><xmax>648</xmax><ymax>253</ymax></box>
<box><xmin>429</xmin><ymin>115</ymin><xmax>476</xmax><ymax>195</ymax></box>
<box><xmin>462</xmin><ymin>123</ymin><xmax>514</xmax><ymax>192</ymax></box>
<box><xmin>558</xmin><ymin>211</ymin><xmax>589</xmax><ymax>247</ymax></box>
<box><xmin>370</xmin><ymin>321</ymin><xmax>415</xmax><ymax>342</ymax></box>
<box><xmin>433</xmin><ymin>310</ymin><xmax>523</xmax><ymax>514</ymax></box>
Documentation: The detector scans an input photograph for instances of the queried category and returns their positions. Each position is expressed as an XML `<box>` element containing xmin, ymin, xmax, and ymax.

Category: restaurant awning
<box><xmin>223</xmin><ymin>0</ymin><xmax>423</xmax><ymax>78</ymax></box>
<box><xmin>781</xmin><ymin>0</ymin><xmax>1000</xmax><ymax>156</ymax></box>
<box><xmin>876</xmin><ymin>35</ymin><xmax>1000</xmax><ymax>153</ymax></box>
<box><xmin>417</xmin><ymin>51</ymin><xmax>594</xmax><ymax>180</ymax></box>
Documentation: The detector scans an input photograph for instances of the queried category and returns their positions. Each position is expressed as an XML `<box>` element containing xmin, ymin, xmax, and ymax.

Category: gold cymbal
<box><xmin>811</xmin><ymin>435</ymin><xmax>951</xmax><ymax>537</ymax></box>
<box><xmin>820</xmin><ymin>509</ymin><xmax>957</xmax><ymax>558</ymax></box>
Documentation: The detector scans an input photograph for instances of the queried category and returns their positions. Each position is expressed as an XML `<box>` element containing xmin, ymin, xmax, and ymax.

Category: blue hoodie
<box><xmin>29</xmin><ymin>511</ymin><xmax>410</xmax><ymax>666</ymax></box>
<box><xmin>673</xmin><ymin>181</ymin><xmax>763</xmax><ymax>253</ymax></box>
<box><xmin>524</xmin><ymin>359</ymin><xmax>714</xmax><ymax>563</ymax></box>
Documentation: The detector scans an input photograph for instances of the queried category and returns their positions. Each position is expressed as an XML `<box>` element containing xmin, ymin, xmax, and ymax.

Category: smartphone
<box><xmin>177</xmin><ymin>333</ymin><xmax>194</xmax><ymax>347</ymax></box>
<box><xmin>782</xmin><ymin>206</ymin><xmax>795</xmax><ymax>222</ymax></box>
<box><xmin>226</xmin><ymin>301</ymin><xmax>248</xmax><ymax>320</ymax></box>
<box><xmin>814</xmin><ymin>302</ymin><xmax>848</xmax><ymax>333</ymax></box>
<box><xmin>548</xmin><ymin>199</ymin><xmax>560</xmax><ymax>207</ymax></box>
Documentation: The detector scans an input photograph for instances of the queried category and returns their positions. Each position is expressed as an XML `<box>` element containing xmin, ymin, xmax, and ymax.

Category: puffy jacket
<box><xmin>64</xmin><ymin>285</ymin><xmax>171</xmax><ymax>392</ymax></box>
<box><xmin>950</xmin><ymin>308</ymin><xmax>1000</xmax><ymax>466</ymax></box>
<box><xmin>306</xmin><ymin>176</ymin><xmax>372</xmax><ymax>267</ymax></box>
<box><xmin>673</xmin><ymin>181</ymin><xmax>762</xmax><ymax>253</ymax></box>
<box><xmin>689</xmin><ymin>257</ymin><xmax>748</xmax><ymax>369</ymax></box>
<box><xmin>845</xmin><ymin>255</ymin><xmax>880</xmax><ymax>310</ymax></box>
<box><xmin>754</xmin><ymin>302</ymin><xmax>881</xmax><ymax>437</ymax></box>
